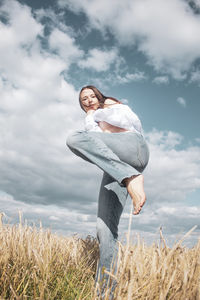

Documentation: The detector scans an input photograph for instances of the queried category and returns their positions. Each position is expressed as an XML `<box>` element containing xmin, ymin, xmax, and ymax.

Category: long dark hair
<box><xmin>79</xmin><ymin>85</ymin><xmax>121</xmax><ymax>111</ymax></box>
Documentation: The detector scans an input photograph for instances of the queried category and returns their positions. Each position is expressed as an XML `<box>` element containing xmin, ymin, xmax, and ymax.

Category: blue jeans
<box><xmin>66</xmin><ymin>131</ymin><xmax>149</xmax><ymax>284</ymax></box>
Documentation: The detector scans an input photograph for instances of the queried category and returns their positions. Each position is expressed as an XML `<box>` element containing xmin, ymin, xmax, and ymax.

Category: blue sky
<box><xmin>0</xmin><ymin>0</ymin><xmax>200</xmax><ymax>246</ymax></box>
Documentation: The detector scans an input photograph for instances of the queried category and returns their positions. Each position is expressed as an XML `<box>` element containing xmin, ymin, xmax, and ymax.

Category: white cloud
<box><xmin>177</xmin><ymin>96</ymin><xmax>187</xmax><ymax>107</ymax></box>
<box><xmin>78</xmin><ymin>48</ymin><xmax>118</xmax><ymax>72</ymax></box>
<box><xmin>35</xmin><ymin>7</ymin><xmax>75</xmax><ymax>36</ymax></box>
<box><xmin>153</xmin><ymin>76</ymin><xmax>169</xmax><ymax>85</ymax></box>
<box><xmin>146</xmin><ymin>129</ymin><xmax>183</xmax><ymax>148</ymax></box>
<box><xmin>190</xmin><ymin>69</ymin><xmax>200</xmax><ymax>85</ymax></box>
<box><xmin>87</xmin><ymin>69</ymin><xmax>147</xmax><ymax>87</ymax></box>
<box><xmin>0</xmin><ymin>1</ymin><xmax>83</xmax><ymax>100</ymax></box>
<box><xmin>0</xmin><ymin>191</ymin><xmax>97</xmax><ymax>237</ymax></box>
<box><xmin>191</xmin><ymin>0</ymin><xmax>200</xmax><ymax>9</ymax></box>
<box><xmin>195</xmin><ymin>138</ymin><xmax>200</xmax><ymax>143</ymax></box>
<box><xmin>126</xmin><ymin>204</ymin><xmax>200</xmax><ymax>247</ymax></box>
<box><xmin>49</xmin><ymin>28</ymin><xmax>84</xmax><ymax>65</ymax></box>
<box><xmin>0</xmin><ymin>0</ymin><xmax>90</xmax><ymax>212</ymax></box>
<box><xmin>115</xmin><ymin>71</ymin><xmax>146</xmax><ymax>84</ymax></box>
<box><xmin>59</xmin><ymin>0</ymin><xmax>200</xmax><ymax>79</ymax></box>
<box><xmin>0</xmin><ymin>0</ymin><xmax>43</xmax><ymax>44</ymax></box>
<box><xmin>144</xmin><ymin>129</ymin><xmax>200</xmax><ymax>203</ymax></box>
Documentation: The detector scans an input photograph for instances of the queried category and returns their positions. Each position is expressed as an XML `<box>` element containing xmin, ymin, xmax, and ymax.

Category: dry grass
<box><xmin>0</xmin><ymin>213</ymin><xmax>99</xmax><ymax>299</ymax></box>
<box><xmin>0</xmin><ymin>212</ymin><xmax>199</xmax><ymax>299</ymax></box>
<box><xmin>114</xmin><ymin>233</ymin><xmax>200</xmax><ymax>300</ymax></box>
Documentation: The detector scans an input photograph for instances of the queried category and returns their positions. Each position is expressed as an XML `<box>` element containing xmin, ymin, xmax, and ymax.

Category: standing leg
<box><xmin>96</xmin><ymin>172</ymin><xmax>128</xmax><ymax>285</ymax></box>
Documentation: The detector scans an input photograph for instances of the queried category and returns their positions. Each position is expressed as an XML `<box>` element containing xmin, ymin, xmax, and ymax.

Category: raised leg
<box><xmin>66</xmin><ymin>131</ymin><xmax>141</xmax><ymax>185</ymax></box>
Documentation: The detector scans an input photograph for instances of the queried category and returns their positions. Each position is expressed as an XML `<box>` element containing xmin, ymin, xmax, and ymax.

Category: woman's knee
<box><xmin>66</xmin><ymin>131</ymin><xmax>84</xmax><ymax>149</ymax></box>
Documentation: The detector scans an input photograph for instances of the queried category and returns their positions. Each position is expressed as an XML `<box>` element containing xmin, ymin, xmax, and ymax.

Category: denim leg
<box><xmin>66</xmin><ymin>131</ymin><xmax>144</xmax><ymax>185</ymax></box>
<box><xmin>96</xmin><ymin>172</ymin><xmax>127</xmax><ymax>283</ymax></box>
<box><xmin>66</xmin><ymin>130</ymin><xmax>149</xmax><ymax>296</ymax></box>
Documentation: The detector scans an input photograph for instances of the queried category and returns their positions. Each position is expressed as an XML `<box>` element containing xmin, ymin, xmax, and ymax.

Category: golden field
<box><xmin>0</xmin><ymin>213</ymin><xmax>199</xmax><ymax>299</ymax></box>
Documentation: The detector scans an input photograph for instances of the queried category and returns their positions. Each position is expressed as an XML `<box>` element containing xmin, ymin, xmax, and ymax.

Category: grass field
<box><xmin>0</xmin><ymin>213</ymin><xmax>199</xmax><ymax>299</ymax></box>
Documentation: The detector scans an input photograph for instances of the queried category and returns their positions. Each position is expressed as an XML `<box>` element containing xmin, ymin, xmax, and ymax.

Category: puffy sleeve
<box><xmin>84</xmin><ymin>114</ymin><xmax>102</xmax><ymax>132</ymax></box>
<box><xmin>93</xmin><ymin>104</ymin><xmax>143</xmax><ymax>134</ymax></box>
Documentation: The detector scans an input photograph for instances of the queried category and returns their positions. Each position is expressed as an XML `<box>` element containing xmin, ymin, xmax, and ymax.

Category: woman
<box><xmin>66</xmin><ymin>85</ymin><xmax>149</xmax><ymax>287</ymax></box>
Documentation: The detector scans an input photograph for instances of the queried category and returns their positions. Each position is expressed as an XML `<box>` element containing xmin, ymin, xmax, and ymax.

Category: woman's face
<box><xmin>80</xmin><ymin>88</ymin><xmax>100</xmax><ymax>112</ymax></box>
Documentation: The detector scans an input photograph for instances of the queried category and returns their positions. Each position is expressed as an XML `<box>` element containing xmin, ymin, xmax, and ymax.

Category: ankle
<box><xmin>122</xmin><ymin>174</ymin><xmax>140</xmax><ymax>186</ymax></box>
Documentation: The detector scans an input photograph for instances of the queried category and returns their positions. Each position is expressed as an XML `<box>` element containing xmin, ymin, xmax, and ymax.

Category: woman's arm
<box><xmin>84</xmin><ymin>110</ymin><xmax>102</xmax><ymax>132</ymax></box>
<box><xmin>94</xmin><ymin>103</ymin><xmax>143</xmax><ymax>134</ymax></box>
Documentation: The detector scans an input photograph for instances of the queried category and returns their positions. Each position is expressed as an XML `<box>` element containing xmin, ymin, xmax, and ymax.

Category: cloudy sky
<box><xmin>0</xmin><ymin>0</ymin><xmax>200</xmax><ymax>247</ymax></box>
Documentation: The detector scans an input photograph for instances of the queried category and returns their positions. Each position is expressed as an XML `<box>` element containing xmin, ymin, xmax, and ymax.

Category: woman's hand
<box><xmin>86</xmin><ymin>109</ymin><xmax>95</xmax><ymax>115</ymax></box>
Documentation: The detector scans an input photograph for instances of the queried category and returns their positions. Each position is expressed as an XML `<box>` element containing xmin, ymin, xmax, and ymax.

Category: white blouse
<box><xmin>84</xmin><ymin>103</ymin><xmax>143</xmax><ymax>135</ymax></box>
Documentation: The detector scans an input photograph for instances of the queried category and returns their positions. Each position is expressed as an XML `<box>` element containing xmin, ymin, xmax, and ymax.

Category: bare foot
<box><xmin>125</xmin><ymin>175</ymin><xmax>146</xmax><ymax>215</ymax></box>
